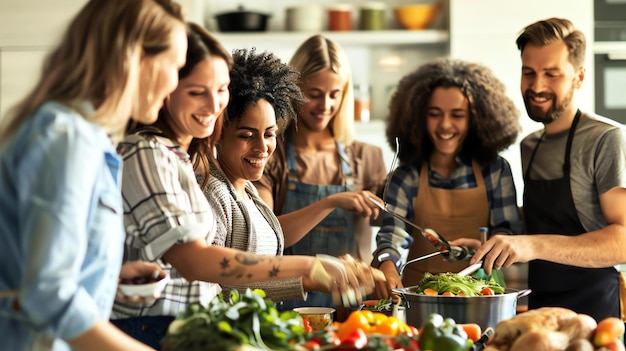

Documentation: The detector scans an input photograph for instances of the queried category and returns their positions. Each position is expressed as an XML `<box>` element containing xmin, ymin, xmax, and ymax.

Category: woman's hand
<box><xmin>305</xmin><ymin>254</ymin><xmax>369</xmax><ymax>307</ymax></box>
<box><xmin>326</xmin><ymin>191</ymin><xmax>382</xmax><ymax>219</ymax></box>
<box><xmin>116</xmin><ymin>261</ymin><xmax>165</xmax><ymax>305</ymax></box>
<box><xmin>448</xmin><ymin>238</ymin><xmax>482</xmax><ymax>250</ymax></box>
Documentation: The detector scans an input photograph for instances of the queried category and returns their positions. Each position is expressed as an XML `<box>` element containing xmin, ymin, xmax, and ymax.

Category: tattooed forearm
<box><xmin>235</xmin><ymin>252</ymin><xmax>265</xmax><ymax>265</ymax></box>
<box><xmin>217</xmin><ymin>253</ymin><xmax>285</xmax><ymax>282</ymax></box>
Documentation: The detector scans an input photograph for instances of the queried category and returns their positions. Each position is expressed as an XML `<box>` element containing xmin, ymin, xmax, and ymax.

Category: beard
<box><xmin>523</xmin><ymin>83</ymin><xmax>575</xmax><ymax>124</ymax></box>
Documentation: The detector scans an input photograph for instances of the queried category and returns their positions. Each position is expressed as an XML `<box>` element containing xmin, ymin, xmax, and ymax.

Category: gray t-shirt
<box><xmin>521</xmin><ymin>113</ymin><xmax>626</xmax><ymax>232</ymax></box>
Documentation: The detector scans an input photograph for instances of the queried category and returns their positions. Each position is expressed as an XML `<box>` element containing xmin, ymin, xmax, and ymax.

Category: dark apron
<box><xmin>524</xmin><ymin>110</ymin><xmax>619</xmax><ymax>321</ymax></box>
<box><xmin>279</xmin><ymin>131</ymin><xmax>355</xmax><ymax>309</ymax></box>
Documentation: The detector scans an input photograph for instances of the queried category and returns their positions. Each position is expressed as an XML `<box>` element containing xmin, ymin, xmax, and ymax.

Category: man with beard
<box><xmin>452</xmin><ymin>18</ymin><xmax>626</xmax><ymax>322</ymax></box>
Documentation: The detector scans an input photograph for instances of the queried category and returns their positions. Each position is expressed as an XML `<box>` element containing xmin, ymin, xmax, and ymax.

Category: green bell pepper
<box><xmin>418</xmin><ymin>313</ymin><xmax>469</xmax><ymax>351</ymax></box>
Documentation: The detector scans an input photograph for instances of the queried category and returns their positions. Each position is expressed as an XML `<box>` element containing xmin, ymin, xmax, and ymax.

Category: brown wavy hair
<box><xmin>386</xmin><ymin>57</ymin><xmax>521</xmax><ymax>167</ymax></box>
<box><xmin>516</xmin><ymin>17</ymin><xmax>586</xmax><ymax>69</ymax></box>
<box><xmin>131</xmin><ymin>22</ymin><xmax>233</xmax><ymax>189</ymax></box>
<box><xmin>0</xmin><ymin>0</ymin><xmax>184</xmax><ymax>144</ymax></box>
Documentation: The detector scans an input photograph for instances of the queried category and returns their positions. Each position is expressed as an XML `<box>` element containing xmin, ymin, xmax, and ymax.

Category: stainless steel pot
<box><xmin>392</xmin><ymin>287</ymin><xmax>531</xmax><ymax>329</ymax></box>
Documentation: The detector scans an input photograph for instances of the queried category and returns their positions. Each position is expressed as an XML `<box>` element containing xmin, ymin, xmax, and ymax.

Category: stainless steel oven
<box><xmin>594</xmin><ymin>0</ymin><xmax>626</xmax><ymax>124</ymax></box>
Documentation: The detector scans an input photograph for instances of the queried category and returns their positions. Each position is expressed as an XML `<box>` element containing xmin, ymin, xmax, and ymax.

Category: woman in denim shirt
<box><xmin>0</xmin><ymin>1</ymin><xmax>187</xmax><ymax>350</ymax></box>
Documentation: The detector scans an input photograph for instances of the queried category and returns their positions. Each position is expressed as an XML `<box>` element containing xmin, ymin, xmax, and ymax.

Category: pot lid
<box><xmin>216</xmin><ymin>4</ymin><xmax>270</xmax><ymax>16</ymax></box>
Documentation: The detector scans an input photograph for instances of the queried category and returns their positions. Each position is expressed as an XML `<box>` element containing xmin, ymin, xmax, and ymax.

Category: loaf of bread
<box><xmin>488</xmin><ymin>307</ymin><xmax>578</xmax><ymax>350</ymax></box>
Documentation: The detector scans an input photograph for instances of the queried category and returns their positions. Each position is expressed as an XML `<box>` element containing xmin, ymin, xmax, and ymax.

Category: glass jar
<box><xmin>359</xmin><ymin>2</ymin><xmax>386</xmax><ymax>30</ymax></box>
<box><xmin>354</xmin><ymin>83</ymin><xmax>371</xmax><ymax>122</ymax></box>
<box><xmin>328</xmin><ymin>4</ymin><xmax>353</xmax><ymax>31</ymax></box>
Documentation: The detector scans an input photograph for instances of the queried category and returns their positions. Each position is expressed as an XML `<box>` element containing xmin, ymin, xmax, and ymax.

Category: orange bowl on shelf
<box><xmin>393</xmin><ymin>3</ymin><xmax>441</xmax><ymax>30</ymax></box>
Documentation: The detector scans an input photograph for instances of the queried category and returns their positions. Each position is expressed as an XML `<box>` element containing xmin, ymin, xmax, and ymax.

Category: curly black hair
<box><xmin>225</xmin><ymin>48</ymin><xmax>306</xmax><ymax>132</ymax></box>
<box><xmin>386</xmin><ymin>57</ymin><xmax>521</xmax><ymax>167</ymax></box>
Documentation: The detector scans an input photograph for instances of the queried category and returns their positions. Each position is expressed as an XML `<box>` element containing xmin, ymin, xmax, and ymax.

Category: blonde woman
<box><xmin>255</xmin><ymin>35</ymin><xmax>388</xmax><ymax>309</ymax></box>
<box><xmin>0</xmin><ymin>0</ymin><xmax>187</xmax><ymax>350</ymax></box>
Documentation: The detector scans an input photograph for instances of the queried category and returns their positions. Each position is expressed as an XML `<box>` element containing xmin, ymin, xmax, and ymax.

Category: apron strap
<box><xmin>0</xmin><ymin>290</ymin><xmax>19</xmax><ymax>299</ymax></box>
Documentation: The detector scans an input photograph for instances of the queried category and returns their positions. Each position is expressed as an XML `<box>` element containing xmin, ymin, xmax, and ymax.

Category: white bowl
<box><xmin>117</xmin><ymin>274</ymin><xmax>169</xmax><ymax>298</ymax></box>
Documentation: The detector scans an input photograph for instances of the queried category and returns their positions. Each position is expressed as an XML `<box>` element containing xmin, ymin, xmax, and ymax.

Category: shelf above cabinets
<box><xmin>212</xmin><ymin>29</ymin><xmax>449</xmax><ymax>47</ymax></box>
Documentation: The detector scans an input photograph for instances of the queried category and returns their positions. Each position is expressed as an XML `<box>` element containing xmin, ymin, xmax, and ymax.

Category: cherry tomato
<box><xmin>442</xmin><ymin>291</ymin><xmax>455</xmax><ymax>296</ymax></box>
<box><xmin>340</xmin><ymin>328</ymin><xmax>368</xmax><ymax>349</ymax></box>
<box><xmin>480</xmin><ymin>287</ymin><xmax>495</xmax><ymax>296</ymax></box>
<box><xmin>302</xmin><ymin>318</ymin><xmax>314</xmax><ymax>333</ymax></box>
<box><xmin>302</xmin><ymin>340</ymin><xmax>320</xmax><ymax>350</ymax></box>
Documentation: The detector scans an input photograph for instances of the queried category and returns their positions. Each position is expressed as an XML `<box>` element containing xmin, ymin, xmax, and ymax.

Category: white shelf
<box><xmin>212</xmin><ymin>30</ymin><xmax>449</xmax><ymax>47</ymax></box>
<box><xmin>593</xmin><ymin>41</ymin><xmax>626</xmax><ymax>55</ymax></box>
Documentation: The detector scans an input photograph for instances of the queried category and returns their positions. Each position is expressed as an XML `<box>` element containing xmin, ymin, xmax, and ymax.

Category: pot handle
<box><xmin>516</xmin><ymin>288</ymin><xmax>532</xmax><ymax>299</ymax></box>
<box><xmin>391</xmin><ymin>289</ymin><xmax>411</xmax><ymax>309</ymax></box>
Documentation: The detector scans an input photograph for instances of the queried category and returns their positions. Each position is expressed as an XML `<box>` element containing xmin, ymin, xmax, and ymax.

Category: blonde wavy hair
<box><xmin>0</xmin><ymin>0</ymin><xmax>184</xmax><ymax>144</ymax></box>
<box><xmin>288</xmin><ymin>34</ymin><xmax>355</xmax><ymax>145</ymax></box>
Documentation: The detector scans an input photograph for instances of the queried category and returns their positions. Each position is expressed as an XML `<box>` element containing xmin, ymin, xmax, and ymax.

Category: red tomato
<box><xmin>302</xmin><ymin>340</ymin><xmax>320</xmax><ymax>350</ymax></box>
<box><xmin>480</xmin><ymin>287</ymin><xmax>495</xmax><ymax>296</ymax></box>
<box><xmin>302</xmin><ymin>318</ymin><xmax>314</xmax><ymax>333</ymax></box>
<box><xmin>340</xmin><ymin>328</ymin><xmax>368</xmax><ymax>349</ymax></box>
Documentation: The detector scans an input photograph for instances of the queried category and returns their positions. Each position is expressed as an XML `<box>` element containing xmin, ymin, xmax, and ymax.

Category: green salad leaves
<box><xmin>410</xmin><ymin>272</ymin><xmax>505</xmax><ymax>296</ymax></box>
<box><xmin>162</xmin><ymin>289</ymin><xmax>307</xmax><ymax>351</ymax></box>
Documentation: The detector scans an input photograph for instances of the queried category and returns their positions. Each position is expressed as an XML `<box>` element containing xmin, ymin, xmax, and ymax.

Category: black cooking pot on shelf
<box><xmin>215</xmin><ymin>5</ymin><xmax>270</xmax><ymax>32</ymax></box>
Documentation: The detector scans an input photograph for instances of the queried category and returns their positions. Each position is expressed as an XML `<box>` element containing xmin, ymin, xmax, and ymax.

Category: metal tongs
<box><xmin>368</xmin><ymin>196</ymin><xmax>475</xmax><ymax>262</ymax></box>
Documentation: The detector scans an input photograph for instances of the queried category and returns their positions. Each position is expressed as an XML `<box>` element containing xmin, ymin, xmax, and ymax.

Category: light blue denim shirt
<box><xmin>0</xmin><ymin>101</ymin><xmax>124</xmax><ymax>351</ymax></box>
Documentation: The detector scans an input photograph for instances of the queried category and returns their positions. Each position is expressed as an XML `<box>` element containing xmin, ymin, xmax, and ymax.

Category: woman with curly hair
<box><xmin>254</xmin><ymin>35</ymin><xmax>389</xmax><ymax>309</ymax></box>
<box><xmin>199</xmin><ymin>48</ymin><xmax>355</xmax><ymax>302</ymax></box>
<box><xmin>113</xmin><ymin>26</ymin><xmax>377</xmax><ymax>349</ymax></box>
<box><xmin>371</xmin><ymin>57</ymin><xmax>525</xmax><ymax>290</ymax></box>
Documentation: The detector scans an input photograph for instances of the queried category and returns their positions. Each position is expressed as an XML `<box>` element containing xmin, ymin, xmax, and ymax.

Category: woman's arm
<box><xmin>67</xmin><ymin>318</ymin><xmax>155</xmax><ymax>351</ymax></box>
<box><xmin>277</xmin><ymin>191</ymin><xmax>382</xmax><ymax>247</ymax></box>
<box><xmin>163</xmin><ymin>240</ymin><xmax>375</xmax><ymax>306</ymax></box>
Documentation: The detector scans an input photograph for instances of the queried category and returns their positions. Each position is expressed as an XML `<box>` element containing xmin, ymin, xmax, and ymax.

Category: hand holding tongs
<box><xmin>369</xmin><ymin>196</ymin><xmax>475</xmax><ymax>262</ymax></box>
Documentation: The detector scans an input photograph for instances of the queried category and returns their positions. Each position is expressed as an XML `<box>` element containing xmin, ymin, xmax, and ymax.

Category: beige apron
<box><xmin>402</xmin><ymin>161</ymin><xmax>489</xmax><ymax>287</ymax></box>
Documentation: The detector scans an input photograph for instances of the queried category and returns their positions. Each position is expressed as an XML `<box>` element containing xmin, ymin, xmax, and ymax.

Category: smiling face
<box><xmin>134</xmin><ymin>22</ymin><xmax>188</xmax><ymax>125</ymax></box>
<box><xmin>521</xmin><ymin>41</ymin><xmax>582</xmax><ymax>125</ymax></box>
<box><xmin>297</xmin><ymin>68</ymin><xmax>346</xmax><ymax>132</ymax></box>
<box><xmin>426</xmin><ymin>86</ymin><xmax>470</xmax><ymax>159</ymax></box>
<box><xmin>217</xmin><ymin>98</ymin><xmax>277</xmax><ymax>193</ymax></box>
<box><xmin>164</xmin><ymin>56</ymin><xmax>230</xmax><ymax>150</ymax></box>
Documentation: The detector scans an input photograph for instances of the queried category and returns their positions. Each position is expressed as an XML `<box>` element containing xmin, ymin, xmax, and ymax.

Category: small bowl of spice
<box><xmin>118</xmin><ymin>270</ymin><xmax>169</xmax><ymax>301</ymax></box>
<box><xmin>293</xmin><ymin>307</ymin><xmax>336</xmax><ymax>331</ymax></box>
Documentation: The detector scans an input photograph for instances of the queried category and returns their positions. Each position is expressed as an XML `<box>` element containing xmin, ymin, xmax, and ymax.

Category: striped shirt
<box><xmin>372</xmin><ymin>155</ymin><xmax>525</xmax><ymax>269</ymax></box>
<box><xmin>111</xmin><ymin>127</ymin><xmax>220</xmax><ymax>319</ymax></box>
